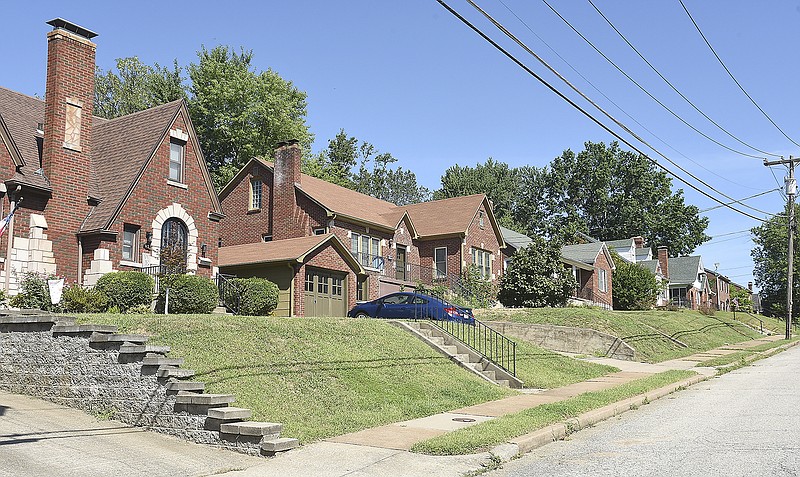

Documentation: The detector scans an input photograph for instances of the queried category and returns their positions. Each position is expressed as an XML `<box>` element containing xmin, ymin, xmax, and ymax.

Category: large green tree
<box><xmin>498</xmin><ymin>238</ymin><xmax>576</xmax><ymax>308</ymax></box>
<box><xmin>95</xmin><ymin>57</ymin><xmax>186</xmax><ymax>119</ymax></box>
<box><xmin>188</xmin><ymin>46</ymin><xmax>312</xmax><ymax>189</ymax></box>
<box><xmin>304</xmin><ymin>130</ymin><xmax>430</xmax><ymax>206</ymax></box>
<box><xmin>611</xmin><ymin>254</ymin><xmax>662</xmax><ymax>310</ymax></box>
<box><xmin>751</xmin><ymin>208</ymin><xmax>795</xmax><ymax>317</ymax></box>
<box><xmin>542</xmin><ymin>142</ymin><xmax>709</xmax><ymax>254</ymax></box>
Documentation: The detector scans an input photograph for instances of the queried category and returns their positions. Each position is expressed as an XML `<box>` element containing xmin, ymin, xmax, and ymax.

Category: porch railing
<box><xmin>216</xmin><ymin>273</ymin><xmax>241</xmax><ymax>315</ymax></box>
<box><xmin>572</xmin><ymin>287</ymin><xmax>612</xmax><ymax>310</ymax></box>
<box><xmin>139</xmin><ymin>264</ymin><xmax>186</xmax><ymax>294</ymax></box>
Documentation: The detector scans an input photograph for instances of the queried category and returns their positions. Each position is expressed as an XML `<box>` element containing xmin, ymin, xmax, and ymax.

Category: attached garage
<box><xmin>218</xmin><ymin>234</ymin><xmax>364</xmax><ymax>317</ymax></box>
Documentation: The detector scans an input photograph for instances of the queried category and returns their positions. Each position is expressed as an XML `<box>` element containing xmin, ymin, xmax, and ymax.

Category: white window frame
<box><xmin>351</xmin><ymin>232</ymin><xmax>383</xmax><ymax>269</ymax></box>
<box><xmin>169</xmin><ymin>141</ymin><xmax>185</xmax><ymax>183</ymax></box>
<box><xmin>471</xmin><ymin>247</ymin><xmax>492</xmax><ymax>279</ymax></box>
<box><xmin>434</xmin><ymin>247</ymin><xmax>448</xmax><ymax>279</ymax></box>
<box><xmin>250</xmin><ymin>178</ymin><xmax>262</xmax><ymax>210</ymax></box>
<box><xmin>122</xmin><ymin>224</ymin><xmax>139</xmax><ymax>262</ymax></box>
<box><xmin>598</xmin><ymin>268</ymin><xmax>608</xmax><ymax>293</ymax></box>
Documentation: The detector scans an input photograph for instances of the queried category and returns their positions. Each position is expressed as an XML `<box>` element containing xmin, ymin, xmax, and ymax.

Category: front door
<box><xmin>396</xmin><ymin>246</ymin><xmax>407</xmax><ymax>281</ymax></box>
<box><xmin>160</xmin><ymin>218</ymin><xmax>187</xmax><ymax>274</ymax></box>
<box><xmin>303</xmin><ymin>269</ymin><xmax>347</xmax><ymax>317</ymax></box>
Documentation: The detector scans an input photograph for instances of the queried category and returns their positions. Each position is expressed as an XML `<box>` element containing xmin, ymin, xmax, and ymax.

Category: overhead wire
<box><xmin>540</xmin><ymin>0</ymin><xmax>768</xmax><ymax>161</ymax></box>
<box><xmin>586</xmin><ymin>0</ymin><xmax>781</xmax><ymax>158</ymax></box>
<box><xmin>679</xmin><ymin>0</ymin><xmax>800</xmax><ymax>149</ymax></box>
<box><xmin>442</xmin><ymin>0</ymin><xmax>772</xmax><ymax>221</ymax></box>
<box><xmin>698</xmin><ymin>188</ymin><xmax>781</xmax><ymax>213</ymax></box>
<box><xmin>495</xmin><ymin>0</ymin><xmax>763</xmax><ymax>192</ymax></box>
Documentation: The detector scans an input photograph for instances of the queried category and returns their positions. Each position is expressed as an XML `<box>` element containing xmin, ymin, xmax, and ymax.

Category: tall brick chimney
<box><xmin>657</xmin><ymin>246</ymin><xmax>669</xmax><ymax>279</ymax></box>
<box><xmin>42</xmin><ymin>19</ymin><xmax>97</xmax><ymax>281</ymax></box>
<box><xmin>633</xmin><ymin>236</ymin><xmax>644</xmax><ymax>249</ymax></box>
<box><xmin>272</xmin><ymin>140</ymin><xmax>302</xmax><ymax>240</ymax></box>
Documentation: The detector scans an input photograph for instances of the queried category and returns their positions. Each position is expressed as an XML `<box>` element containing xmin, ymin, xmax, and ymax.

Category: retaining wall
<box><xmin>485</xmin><ymin>321</ymin><xmax>636</xmax><ymax>361</ymax></box>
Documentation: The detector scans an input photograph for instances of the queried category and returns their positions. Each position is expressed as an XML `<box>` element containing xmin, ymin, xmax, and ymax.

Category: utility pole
<box><xmin>764</xmin><ymin>156</ymin><xmax>798</xmax><ymax>340</ymax></box>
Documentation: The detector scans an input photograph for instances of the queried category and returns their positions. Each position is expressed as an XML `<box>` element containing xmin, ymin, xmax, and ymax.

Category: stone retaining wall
<box><xmin>0</xmin><ymin>311</ymin><xmax>297</xmax><ymax>456</ymax></box>
<box><xmin>485</xmin><ymin>321</ymin><xmax>636</xmax><ymax>361</ymax></box>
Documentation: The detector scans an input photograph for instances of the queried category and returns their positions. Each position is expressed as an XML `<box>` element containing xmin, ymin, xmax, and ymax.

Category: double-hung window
<box><xmin>169</xmin><ymin>141</ymin><xmax>184</xmax><ymax>183</ymax></box>
<box><xmin>122</xmin><ymin>224</ymin><xmax>139</xmax><ymax>262</ymax></box>
<box><xmin>351</xmin><ymin>232</ymin><xmax>382</xmax><ymax>269</ymax></box>
<box><xmin>434</xmin><ymin>247</ymin><xmax>447</xmax><ymax>279</ymax></box>
<box><xmin>471</xmin><ymin>247</ymin><xmax>492</xmax><ymax>279</ymax></box>
<box><xmin>598</xmin><ymin>268</ymin><xmax>608</xmax><ymax>293</ymax></box>
<box><xmin>250</xmin><ymin>178</ymin><xmax>262</xmax><ymax>210</ymax></box>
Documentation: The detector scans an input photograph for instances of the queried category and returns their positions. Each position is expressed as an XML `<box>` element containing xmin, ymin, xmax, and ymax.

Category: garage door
<box><xmin>304</xmin><ymin>269</ymin><xmax>347</xmax><ymax>317</ymax></box>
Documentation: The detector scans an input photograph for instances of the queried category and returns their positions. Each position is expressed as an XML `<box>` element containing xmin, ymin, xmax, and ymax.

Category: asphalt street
<box><xmin>487</xmin><ymin>345</ymin><xmax>800</xmax><ymax>477</ymax></box>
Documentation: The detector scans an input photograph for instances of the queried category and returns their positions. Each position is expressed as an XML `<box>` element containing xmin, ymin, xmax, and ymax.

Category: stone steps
<box><xmin>89</xmin><ymin>332</ymin><xmax>149</xmax><ymax>344</ymax></box>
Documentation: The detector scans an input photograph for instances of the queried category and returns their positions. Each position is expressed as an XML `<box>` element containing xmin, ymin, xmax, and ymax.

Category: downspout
<box><xmin>77</xmin><ymin>236</ymin><xmax>83</xmax><ymax>286</ymax></box>
<box><xmin>287</xmin><ymin>262</ymin><xmax>295</xmax><ymax>317</ymax></box>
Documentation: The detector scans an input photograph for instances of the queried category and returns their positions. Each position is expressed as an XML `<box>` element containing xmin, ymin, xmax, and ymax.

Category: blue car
<box><xmin>348</xmin><ymin>292</ymin><xmax>475</xmax><ymax>324</ymax></box>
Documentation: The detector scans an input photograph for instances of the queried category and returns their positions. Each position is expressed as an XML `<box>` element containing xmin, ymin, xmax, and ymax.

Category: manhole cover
<box><xmin>452</xmin><ymin>417</ymin><xmax>476</xmax><ymax>423</ymax></box>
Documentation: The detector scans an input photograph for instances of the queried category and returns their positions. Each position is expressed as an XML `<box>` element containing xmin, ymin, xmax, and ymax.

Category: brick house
<box><xmin>705</xmin><ymin>268</ymin><xmax>731</xmax><ymax>311</ymax></box>
<box><xmin>656</xmin><ymin>247</ymin><xmax>710</xmax><ymax>310</ymax></box>
<box><xmin>0</xmin><ymin>19</ymin><xmax>222</xmax><ymax>294</ymax></box>
<box><xmin>560</xmin><ymin>242</ymin><xmax>615</xmax><ymax>309</ymax></box>
<box><xmin>217</xmin><ymin>141</ymin><xmax>505</xmax><ymax>317</ymax></box>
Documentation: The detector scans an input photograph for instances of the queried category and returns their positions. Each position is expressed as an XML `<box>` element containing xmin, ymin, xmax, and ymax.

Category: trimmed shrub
<box><xmin>611</xmin><ymin>254</ymin><xmax>662</xmax><ymax>311</ymax></box>
<box><xmin>499</xmin><ymin>238</ymin><xmax>576</xmax><ymax>308</ymax></box>
<box><xmin>228</xmin><ymin>277</ymin><xmax>279</xmax><ymax>316</ymax></box>
<box><xmin>9</xmin><ymin>272</ymin><xmax>53</xmax><ymax>311</ymax></box>
<box><xmin>95</xmin><ymin>271</ymin><xmax>154</xmax><ymax>312</ymax></box>
<box><xmin>156</xmin><ymin>274</ymin><xmax>218</xmax><ymax>314</ymax></box>
<box><xmin>61</xmin><ymin>285</ymin><xmax>109</xmax><ymax>313</ymax></box>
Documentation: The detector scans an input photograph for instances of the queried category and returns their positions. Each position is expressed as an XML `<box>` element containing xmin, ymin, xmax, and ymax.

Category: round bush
<box><xmin>228</xmin><ymin>277</ymin><xmax>279</xmax><ymax>316</ymax></box>
<box><xmin>95</xmin><ymin>271</ymin><xmax>154</xmax><ymax>312</ymax></box>
<box><xmin>62</xmin><ymin>285</ymin><xmax>109</xmax><ymax>313</ymax></box>
<box><xmin>156</xmin><ymin>274</ymin><xmax>218</xmax><ymax>314</ymax></box>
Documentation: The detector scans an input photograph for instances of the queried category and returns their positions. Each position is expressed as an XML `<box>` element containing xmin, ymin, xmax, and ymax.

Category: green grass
<box><xmin>477</xmin><ymin>307</ymin><xmax>766</xmax><ymax>363</ymax></box>
<box><xmin>411</xmin><ymin>369</ymin><xmax>696</xmax><ymax>455</ymax></box>
<box><xmin>698</xmin><ymin>338</ymin><xmax>797</xmax><ymax>367</ymax></box>
<box><xmin>715</xmin><ymin>311</ymin><xmax>786</xmax><ymax>334</ymax></box>
<box><xmin>77</xmin><ymin>313</ymin><xmax>518</xmax><ymax>443</ymax></box>
<box><xmin>513</xmin><ymin>339</ymin><xmax>618</xmax><ymax>389</ymax></box>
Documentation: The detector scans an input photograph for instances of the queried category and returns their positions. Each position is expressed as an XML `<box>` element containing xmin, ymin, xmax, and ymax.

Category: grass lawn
<box><xmin>699</xmin><ymin>338</ymin><xmax>798</xmax><ymax>368</ymax></box>
<box><xmin>715</xmin><ymin>311</ymin><xmax>786</xmax><ymax>334</ymax></box>
<box><xmin>513</xmin><ymin>339</ymin><xmax>618</xmax><ymax>389</ymax></box>
<box><xmin>477</xmin><ymin>307</ymin><xmax>766</xmax><ymax>363</ymax></box>
<box><xmin>77</xmin><ymin>313</ymin><xmax>515</xmax><ymax>443</ymax></box>
<box><xmin>411</xmin><ymin>369</ymin><xmax>696</xmax><ymax>456</ymax></box>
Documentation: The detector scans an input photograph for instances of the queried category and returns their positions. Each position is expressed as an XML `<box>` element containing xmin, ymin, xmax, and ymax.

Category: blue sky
<box><xmin>3</xmin><ymin>1</ymin><xmax>799</xmax><ymax>290</ymax></box>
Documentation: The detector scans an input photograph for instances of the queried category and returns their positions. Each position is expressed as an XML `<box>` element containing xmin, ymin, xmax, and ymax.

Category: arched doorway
<box><xmin>160</xmin><ymin>218</ymin><xmax>188</xmax><ymax>274</ymax></box>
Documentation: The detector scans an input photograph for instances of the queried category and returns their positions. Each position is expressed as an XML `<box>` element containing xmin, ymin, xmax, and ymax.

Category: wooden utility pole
<box><xmin>764</xmin><ymin>156</ymin><xmax>798</xmax><ymax>340</ymax></box>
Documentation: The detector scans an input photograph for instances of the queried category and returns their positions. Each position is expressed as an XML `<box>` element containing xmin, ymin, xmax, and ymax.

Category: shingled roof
<box><xmin>668</xmin><ymin>256</ymin><xmax>703</xmax><ymax>286</ymax></box>
<box><xmin>82</xmin><ymin>100</ymin><xmax>184</xmax><ymax>232</ymax></box>
<box><xmin>218</xmin><ymin>233</ymin><xmax>364</xmax><ymax>273</ymax></box>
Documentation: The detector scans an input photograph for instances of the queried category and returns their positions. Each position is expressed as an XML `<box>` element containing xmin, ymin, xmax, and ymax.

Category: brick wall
<box><xmin>418</xmin><ymin>237</ymin><xmax>462</xmax><ymax>284</ymax></box>
<box><xmin>273</xmin><ymin>142</ymin><xmax>302</xmax><ymax>241</ymax></box>
<box><xmin>463</xmin><ymin>204</ymin><xmax>503</xmax><ymax>282</ymax></box>
<box><xmin>593</xmin><ymin>248</ymin><xmax>613</xmax><ymax>308</ymax></box>
<box><xmin>218</xmin><ymin>162</ymin><xmax>273</xmax><ymax>246</ymax></box>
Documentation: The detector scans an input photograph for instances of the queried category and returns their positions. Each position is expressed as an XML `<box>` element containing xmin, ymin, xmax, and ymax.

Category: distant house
<box><xmin>217</xmin><ymin>143</ymin><xmax>505</xmax><ymax>317</ymax></box>
<box><xmin>661</xmin><ymin>251</ymin><xmax>710</xmax><ymax>310</ymax></box>
<box><xmin>0</xmin><ymin>19</ymin><xmax>222</xmax><ymax>294</ymax></box>
<box><xmin>561</xmin><ymin>242</ymin><xmax>615</xmax><ymax>309</ymax></box>
<box><xmin>637</xmin><ymin>257</ymin><xmax>669</xmax><ymax>307</ymax></box>
<box><xmin>705</xmin><ymin>268</ymin><xmax>732</xmax><ymax>311</ymax></box>
<box><xmin>499</xmin><ymin>225</ymin><xmax>533</xmax><ymax>273</ymax></box>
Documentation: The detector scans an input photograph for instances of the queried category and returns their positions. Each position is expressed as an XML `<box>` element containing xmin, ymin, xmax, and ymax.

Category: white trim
<box><xmin>166</xmin><ymin>179</ymin><xmax>188</xmax><ymax>189</ymax></box>
<box><xmin>119</xmin><ymin>260</ymin><xmax>142</xmax><ymax>268</ymax></box>
<box><xmin>150</xmin><ymin>203</ymin><xmax>199</xmax><ymax>272</ymax></box>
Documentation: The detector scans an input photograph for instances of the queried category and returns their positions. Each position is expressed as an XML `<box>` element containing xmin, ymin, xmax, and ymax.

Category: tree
<box><xmin>304</xmin><ymin>130</ymin><xmax>430</xmax><ymax>205</ymax></box>
<box><xmin>751</xmin><ymin>208</ymin><xmax>795</xmax><ymax>317</ymax></box>
<box><xmin>730</xmin><ymin>287</ymin><xmax>753</xmax><ymax>313</ymax></box>
<box><xmin>611</xmin><ymin>254</ymin><xmax>662</xmax><ymax>310</ymax></box>
<box><xmin>542</xmin><ymin>142</ymin><xmax>709</xmax><ymax>254</ymax></box>
<box><xmin>95</xmin><ymin>57</ymin><xmax>186</xmax><ymax>119</ymax></box>
<box><xmin>435</xmin><ymin>159</ymin><xmax>525</xmax><ymax>230</ymax></box>
<box><xmin>498</xmin><ymin>238</ymin><xmax>576</xmax><ymax>308</ymax></box>
<box><xmin>188</xmin><ymin>46</ymin><xmax>313</xmax><ymax>190</ymax></box>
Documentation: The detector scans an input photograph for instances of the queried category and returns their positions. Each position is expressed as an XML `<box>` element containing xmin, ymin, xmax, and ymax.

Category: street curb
<box><xmin>488</xmin><ymin>372</ymin><xmax>708</xmax><ymax>460</ymax></box>
<box><xmin>718</xmin><ymin>338</ymin><xmax>800</xmax><ymax>370</ymax></box>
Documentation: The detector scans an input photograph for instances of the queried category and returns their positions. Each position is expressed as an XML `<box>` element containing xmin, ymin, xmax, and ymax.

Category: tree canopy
<box><xmin>498</xmin><ymin>238</ymin><xmax>576</xmax><ymax>308</ymax></box>
<box><xmin>95</xmin><ymin>57</ymin><xmax>186</xmax><ymax>119</ymax></box>
<box><xmin>436</xmin><ymin>142</ymin><xmax>709</xmax><ymax>255</ymax></box>
<box><xmin>751</xmin><ymin>207</ymin><xmax>794</xmax><ymax>317</ymax></box>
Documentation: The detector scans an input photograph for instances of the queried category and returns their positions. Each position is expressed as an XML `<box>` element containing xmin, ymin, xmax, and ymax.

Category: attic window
<box><xmin>479</xmin><ymin>211</ymin><xmax>485</xmax><ymax>228</ymax></box>
<box><xmin>169</xmin><ymin>141</ymin><xmax>184</xmax><ymax>183</ymax></box>
<box><xmin>262</xmin><ymin>234</ymin><xmax>273</xmax><ymax>242</ymax></box>
<box><xmin>314</xmin><ymin>228</ymin><xmax>326</xmax><ymax>235</ymax></box>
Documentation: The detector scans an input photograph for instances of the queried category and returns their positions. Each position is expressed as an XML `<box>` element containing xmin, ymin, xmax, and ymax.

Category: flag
<box><xmin>0</xmin><ymin>201</ymin><xmax>20</xmax><ymax>238</ymax></box>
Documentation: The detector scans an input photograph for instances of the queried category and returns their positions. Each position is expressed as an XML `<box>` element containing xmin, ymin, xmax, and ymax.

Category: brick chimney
<box><xmin>657</xmin><ymin>246</ymin><xmax>669</xmax><ymax>279</ymax></box>
<box><xmin>272</xmin><ymin>140</ymin><xmax>302</xmax><ymax>240</ymax></box>
<box><xmin>42</xmin><ymin>19</ymin><xmax>97</xmax><ymax>281</ymax></box>
<box><xmin>633</xmin><ymin>236</ymin><xmax>644</xmax><ymax>249</ymax></box>
<box><xmin>748</xmin><ymin>282</ymin><xmax>753</xmax><ymax>292</ymax></box>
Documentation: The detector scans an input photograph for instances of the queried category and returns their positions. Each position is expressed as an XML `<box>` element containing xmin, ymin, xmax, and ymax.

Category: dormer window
<box><xmin>169</xmin><ymin>141</ymin><xmax>184</xmax><ymax>182</ymax></box>
<box><xmin>250</xmin><ymin>178</ymin><xmax>262</xmax><ymax>210</ymax></box>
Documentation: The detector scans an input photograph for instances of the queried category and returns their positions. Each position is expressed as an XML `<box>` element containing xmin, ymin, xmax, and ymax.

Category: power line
<box><xmin>540</xmin><ymin>0</ymin><xmax>768</xmax><ymax>161</ymax></box>
<box><xmin>444</xmin><ymin>0</ymin><xmax>769</xmax><ymax>221</ymax></box>
<box><xmin>769</xmin><ymin>164</ymin><xmax>789</xmax><ymax>200</ymax></box>
<box><xmin>679</xmin><ymin>0</ymin><xmax>800</xmax><ymax>149</ymax></box>
<box><xmin>717</xmin><ymin>264</ymin><xmax>754</xmax><ymax>272</ymax></box>
<box><xmin>708</xmin><ymin>229</ymin><xmax>752</xmax><ymax>238</ymax></box>
<box><xmin>704</xmin><ymin>234</ymin><xmax>754</xmax><ymax>245</ymax></box>
<box><xmin>698</xmin><ymin>188</ymin><xmax>781</xmax><ymax>213</ymax></box>
<box><xmin>586</xmin><ymin>0</ymin><xmax>780</xmax><ymax>158</ymax></box>
<box><xmin>495</xmin><ymin>0</ymin><xmax>763</xmax><ymax>192</ymax></box>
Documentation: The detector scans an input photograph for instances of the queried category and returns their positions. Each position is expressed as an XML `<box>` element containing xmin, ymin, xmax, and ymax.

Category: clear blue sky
<box><xmin>3</xmin><ymin>1</ymin><xmax>799</xmax><ymax>290</ymax></box>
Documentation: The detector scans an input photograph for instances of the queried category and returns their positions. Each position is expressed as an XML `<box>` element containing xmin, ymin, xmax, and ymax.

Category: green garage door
<box><xmin>304</xmin><ymin>269</ymin><xmax>347</xmax><ymax>317</ymax></box>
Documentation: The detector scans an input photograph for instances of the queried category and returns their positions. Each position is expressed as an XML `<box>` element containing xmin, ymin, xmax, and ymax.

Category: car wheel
<box><xmin>355</xmin><ymin>312</ymin><xmax>369</xmax><ymax>319</ymax></box>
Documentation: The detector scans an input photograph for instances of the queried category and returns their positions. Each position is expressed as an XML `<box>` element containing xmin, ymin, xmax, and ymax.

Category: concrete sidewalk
<box><xmin>1</xmin><ymin>334</ymin><xmax>792</xmax><ymax>477</ymax></box>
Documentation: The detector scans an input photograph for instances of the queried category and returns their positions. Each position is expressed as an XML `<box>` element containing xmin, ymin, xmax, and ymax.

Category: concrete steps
<box><xmin>398</xmin><ymin>320</ymin><xmax>523</xmax><ymax>389</ymax></box>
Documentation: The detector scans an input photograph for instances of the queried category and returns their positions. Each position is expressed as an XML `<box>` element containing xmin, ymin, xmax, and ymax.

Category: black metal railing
<box><xmin>431</xmin><ymin>316</ymin><xmax>516</xmax><ymax>377</ymax></box>
<box><xmin>216</xmin><ymin>273</ymin><xmax>241</xmax><ymax>314</ymax></box>
<box><xmin>572</xmin><ymin>287</ymin><xmax>612</xmax><ymax>310</ymax></box>
<box><xmin>352</xmin><ymin>252</ymin><xmax>386</xmax><ymax>270</ymax></box>
<box><xmin>139</xmin><ymin>264</ymin><xmax>186</xmax><ymax>294</ymax></box>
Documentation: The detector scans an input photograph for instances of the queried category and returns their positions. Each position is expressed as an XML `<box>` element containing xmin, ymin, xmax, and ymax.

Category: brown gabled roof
<box><xmin>401</xmin><ymin>194</ymin><xmax>487</xmax><ymax>237</ymax></box>
<box><xmin>218</xmin><ymin>234</ymin><xmax>365</xmax><ymax>274</ymax></box>
<box><xmin>0</xmin><ymin>87</ymin><xmax>53</xmax><ymax>192</ymax></box>
<box><xmin>81</xmin><ymin>100</ymin><xmax>184</xmax><ymax>232</ymax></box>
